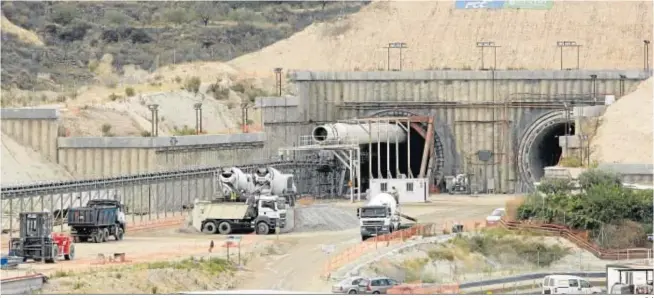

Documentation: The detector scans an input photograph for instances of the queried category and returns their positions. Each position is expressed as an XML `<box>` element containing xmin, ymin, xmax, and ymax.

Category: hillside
<box><xmin>229</xmin><ymin>0</ymin><xmax>653</xmax><ymax>76</ymax></box>
<box><xmin>0</xmin><ymin>1</ymin><xmax>367</xmax><ymax>91</ymax></box>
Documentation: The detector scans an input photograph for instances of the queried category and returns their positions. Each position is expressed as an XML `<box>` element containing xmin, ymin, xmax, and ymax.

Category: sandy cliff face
<box><xmin>229</xmin><ymin>1</ymin><xmax>652</xmax><ymax>76</ymax></box>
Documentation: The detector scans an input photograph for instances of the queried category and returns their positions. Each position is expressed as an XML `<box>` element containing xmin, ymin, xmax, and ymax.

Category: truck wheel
<box><xmin>115</xmin><ymin>228</ymin><xmax>124</xmax><ymax>241</ymax></box>
<box><xmin>102</xmin><ymin>228</ymin><xmax>110</xmax><ymax>242</ymax></box>
<box><xmin>255</xmin><ymin>222</ymin><xmax>270</xmax><ymax>235</ymax></box>
<box><xmin>65</xmin><ymin>244</ymin><xmax>75</xmax><ymax>260</ymax></box>
<box><xmin>202</xmin><ymin>221</ymin><xmax>217</xmax><ymax>234</ymax></box>
<box><xmin>217</xmin><ymin>222</ymin><xmax>232</xmax><ymax>235</ymax></box>
<box><xmin>46</xmin><ymin>245</ymin><xmax>58</xmax><ymax>264</ymax></box>
<box><xmin>362</xmin><ymin>235</ymin><xmax>369</xmax><ymax>241</ymax></box>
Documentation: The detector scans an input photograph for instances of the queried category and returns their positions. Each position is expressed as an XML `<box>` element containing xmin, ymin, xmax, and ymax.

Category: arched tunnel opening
<box><xmin>359</xmin><ymin>126</ymin><xmax>426</xmax><ymax>190</ymax></box>
<box><xmin>527</xmin><ymin>121</ymin><xmax>576</xmax><ymax>182</ymax></box>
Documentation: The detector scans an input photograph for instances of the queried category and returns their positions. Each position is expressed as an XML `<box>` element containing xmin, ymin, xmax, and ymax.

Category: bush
<box><xmin>208</xmin><ymin>81</ymin><xmax>229</xmax><ymax>100</ymax></box>
<box><xmin>578</xmin><ymin>168</ymin><xmax>621</xmax><ymax>190</ymax></box>
<box><xmin>124</xmin><ymin>87</ymin><xmax>135</xmax><ymax>97</ymax></box>
<box><xmin>536</xmin><ymin>178</ymin><xmax>573</xmax><ymax>195</ymax></box>
<box><xmin>184</xmin><ymin>77</ymin><xmax>201</xmax><ymax>94</ymax></box>
<box><xmin>100</xmin><ymin>123</ymin><xmax>112</xmax><ymax>136</ymax></box>
<box><xmin>50</xmin><ymin>3</ymin><xmax>78</xmax><ymax>26</ymax></box>
<box><xmin>172</xmin><ymin>125</ymin><xmax>197</xmax><ymax>136</ymax></box>
<box><xmin>517</xmin><ymin>169</ymin><xmax>652</xmax><ymax>248</ymax></box>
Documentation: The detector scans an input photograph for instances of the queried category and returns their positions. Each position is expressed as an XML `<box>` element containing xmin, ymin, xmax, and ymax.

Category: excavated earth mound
<box><xmin>592</xmin><ymin>78</ymin><xmax>653</xmax><ymax>164</ymax></box>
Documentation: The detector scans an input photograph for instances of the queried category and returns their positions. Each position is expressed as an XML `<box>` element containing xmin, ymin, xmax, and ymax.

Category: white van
<box><xmin>541</xmin><ymin>275</ymin><xmax>602</xmax><ymax>294</ymax></box>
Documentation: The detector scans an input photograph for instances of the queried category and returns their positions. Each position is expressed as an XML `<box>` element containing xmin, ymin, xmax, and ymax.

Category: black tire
<box><xmin>217</xmin><ymin>221</ymin><xmax>232</xmax><ymax>235</ymax></box>
<box><xmin>202</xmin><ymin>221</ymin><xmax>217</xmax><ymax>234</ymax></box>
<box><xmin>372</xmin><ymin>291</ymin><xmax>380</xmax><ymax>294</ymax></box>
<box><xmin>362</xmin><ymin>235</ymin><xmax>369</xmax><ymax>242</ymax></box>
<box><xmin>79</xmin><ymin>236</ymin><xmax>88</xmax><ymax>242</ymax></box>
<box><xmin>65</xmin><ymin>244</ymin><xmax>75</xmax><ymax>260</ymax></box>
<box><xmin>102</xmin><ymin>228</ymin><xmax>110</xmax><ymax>242</ymax></box>
<box><xmin>93</xmin><ymin>232</ymin><xmax>102</xmax><ymax>243</ymax></box>
<box><xmin>46</xmin><ymin>245</ymin><xmax>58</xmax><ymax>264</ymax></box>
<box><xmin>256</xmin><ymin>221</ymin><xmax>270</xmax><ymax>235</ymax></box>
<box><xmin>348</xmin><ymin>290</ymin><xmax>357</xmax><ymax>294</ymax></box>
<box><xmin>116</xmin><ymin>227</ymin><xmax>124</xmax><ymax>241</ymax></box>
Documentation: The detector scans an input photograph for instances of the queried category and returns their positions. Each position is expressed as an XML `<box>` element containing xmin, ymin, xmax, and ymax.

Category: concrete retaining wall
<box><xmin>57</xmin><ymin>133</ymin><xmax>266</xmax><ymax>178</ymax></box>
<box><xmin>0</xmin><ymin>109</ymin><xmax>59</xmax><ymax>162</ymax></box>
<box><xmin>285</xmin><ymin>69</ymin><xmax>651</xmax><ymax>192</ymax></box>
<box><xmin>598</xmin><ymin>163</ymin><xmax>654</xmax><ymax>185</ymax></box>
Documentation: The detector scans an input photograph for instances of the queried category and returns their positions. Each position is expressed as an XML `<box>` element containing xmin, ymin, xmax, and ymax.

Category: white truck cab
<box><xmin>357</xmin><ymin>193</ymin><xmax>400</xmax><ymax>241</ymax></box>
<box><xmin>541</xmin><ymin>275</ymin><xmax>602</xmax><ymax>294</ymax></box>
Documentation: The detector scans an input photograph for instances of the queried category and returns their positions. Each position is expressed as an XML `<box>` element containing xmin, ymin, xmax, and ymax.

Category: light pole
<box><xmin>619</xmin><ymin>74</ymin><xmax>626</xmax><ymax>97</ymax></box>
<box><xmin>590</xmin><ymin>74</ymin><xmax>598</xmax><ymax>105</ymax></box>
<box><xmin>644</xmin><ymin>40</ymin><xmax>650</xmax><ymax>72</ymax></box>
<box><xmin>194</xmin><ymin>103</ymin><xmax>203</xmax><ymax>134</ymax></box>
<box><xmin>274</xmin><ymin>67</ymin><xmax>283</xmax><ymax>96</ymax></box>
<box><xmin>476</xmin><ymin>41</ymin><xmax>500</xmax><ymax>70</ymax></box>
<box><xmin>147</xmin><ymin>104</ymin><xmax>159</xmax><ymax>137</ymax></box>
<box><xmin>556</xmin><ymin>41</ymin><xmax>582</xmax><ymax>70</ymax></box>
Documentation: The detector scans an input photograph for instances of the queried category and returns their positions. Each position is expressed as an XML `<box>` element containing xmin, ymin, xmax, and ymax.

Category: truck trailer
<box><xmin>192</xmin><ymin>195</ymin><xmax>286</xmax><ymax>235</ymax></box>
<box><xmin>67</xmin><ymin>200</ymin><xmax>126</xmax><ymax>243</ymax></box>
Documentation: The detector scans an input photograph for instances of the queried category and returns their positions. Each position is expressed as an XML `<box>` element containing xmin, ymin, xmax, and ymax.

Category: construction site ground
<box><xmin>1</xmin><ymin>194</ymin><xmax>515</xmax><ymax>293</ymax></box>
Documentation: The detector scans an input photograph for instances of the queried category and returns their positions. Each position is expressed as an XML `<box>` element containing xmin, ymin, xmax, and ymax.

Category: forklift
<box><xmin>8</xmin><ymin>212</ymin><xmax>75</xmax><ymax>263</ymax></box>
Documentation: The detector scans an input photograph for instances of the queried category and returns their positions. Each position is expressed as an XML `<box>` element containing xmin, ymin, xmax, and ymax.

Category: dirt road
<box><xmin>234</xmin><ymin>194</ymin><xmax>516</xmax><ymax>292</ymax></box>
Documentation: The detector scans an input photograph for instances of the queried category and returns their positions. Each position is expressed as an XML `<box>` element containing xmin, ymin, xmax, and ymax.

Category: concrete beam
<box><xmin>598</xmin><ymin>163</ymin><xmax>654</xmax><ymax>175</ymax></box>
<box><xmin>572</xmin><ymin>106</ymin><xmax>607</xmax><ymax>117</ymax></box>
<box><xmin>0</xmin><ymin>108</ymin><xmax>58</xmax><ymax>120</ymax></box>
<box><xmin>255</xmin><ymin>96</ymin><xmax>299</xmax><ymax>108</ymax></box>
<box><xmin>291</xmin><ymin>70</ymin><xmax>651</xmax><ymax>81</ymax></box>
<box><xmin>58</xmin><ymin>133</ymin><xmax>266</xmax><ymax>148</ymax></box>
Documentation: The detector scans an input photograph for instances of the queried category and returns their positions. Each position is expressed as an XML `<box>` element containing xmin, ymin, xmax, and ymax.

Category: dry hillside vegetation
<box><xmin>230</xmin><ymin>1</ymin><xmax>653</xmax><ymax>76</ymax></box>
<box><xmin>592</xmin><ymin>78</ymin><xmax>653</xmax><ymax>164</ymax></box>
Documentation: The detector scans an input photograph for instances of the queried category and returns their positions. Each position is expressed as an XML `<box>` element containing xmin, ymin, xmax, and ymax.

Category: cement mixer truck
<box><xmin>253</xmin><ymin>167</ymin><xmax>298</xmax><ymax>207</ymax></box>
<box><xmin>218</xmin><ymin>167</ymin><xmax>255</xmax><ymax>201</ymax></box>
<box><xmin>356</xmin><ymin>193</ymin><xmax>417</xmax><ymax>241</ymax></box>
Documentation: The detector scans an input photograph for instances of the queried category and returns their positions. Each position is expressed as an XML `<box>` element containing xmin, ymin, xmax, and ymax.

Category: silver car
<box><xmin>357</xmin><ymin>277</ymin><xmax>400</xmax><ymax>294</ymax></box>
<box><xmin>332</xmin><ymin>276</ymin><xmax>366</xmax><ymax>294</ymax></box>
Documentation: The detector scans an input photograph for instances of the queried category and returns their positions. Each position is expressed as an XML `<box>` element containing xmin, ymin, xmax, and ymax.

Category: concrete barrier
<box><xmin>0</xmin><ymin>274</ymin><xmax>47</xmax><ymax>294</ymax></box>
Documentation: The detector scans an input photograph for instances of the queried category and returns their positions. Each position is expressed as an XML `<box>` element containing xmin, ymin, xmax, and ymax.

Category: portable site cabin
<box><xmin>606</xmin><ymin>263</ymin><xmax>653</xmax><ymax>292</ymax></box>
<box><xmin>369</xmin><ymin>178</ymin><xmax>428</xmax><ymax>203</ymax></box>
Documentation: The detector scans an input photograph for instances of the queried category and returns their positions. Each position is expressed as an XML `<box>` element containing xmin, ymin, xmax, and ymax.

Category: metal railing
<box><xmin>1</xmin><ymin>158</ymin><xmax>337</xmax><ymax>237</ymax></box>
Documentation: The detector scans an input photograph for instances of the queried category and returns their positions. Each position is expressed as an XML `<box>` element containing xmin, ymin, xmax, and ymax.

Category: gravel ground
<box><xmin>292</xmin><ymin>204</ymin><xmax>359</xmax><ymax>233</ymax></box>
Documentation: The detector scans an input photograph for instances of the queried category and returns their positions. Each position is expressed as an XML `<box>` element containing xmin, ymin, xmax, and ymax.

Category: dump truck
<box><xmin>192</xmin><ymin>194</ymin><xmax>285</xmax><ymax>235</ymax></box>
<box><xmin>253</xmin><ymin>167</ymin><xmax>298</xmax><ymax>207</ymax></box>
<box><xmin>67</xmin><ymin>200</ymin><xmax>126</xmax><ymax>243</ymax></box>
<box><xmin>9</xmin><ymin>212</ymin><xmax>75</xmax><ymax>263</ymax></box>
<box><xmin>356</xmin><ymin>193</ymin><xmax>417</xmax><ymax>241</ymax></box>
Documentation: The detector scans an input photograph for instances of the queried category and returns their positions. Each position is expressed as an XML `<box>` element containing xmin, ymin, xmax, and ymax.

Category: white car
<box><xmin>542</xmin><ymin>275</ymin><xmax>603</xmax><ymax>294</ymax></box>
<box><xmin>485</xmin><ymin>208</ymin><xmax>505</xmax><ymax>226</ymax></box>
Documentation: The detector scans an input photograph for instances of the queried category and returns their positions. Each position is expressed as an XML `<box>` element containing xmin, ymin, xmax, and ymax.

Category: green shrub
<box><xmin>184</xmin><ymin>77</ymin><xmax>201</xmax><ymax>94</ymax></box>
<box><xmin>124</xmin><ymin>87</ymin><xmax>135</xmax><ymax>97</ymax></box>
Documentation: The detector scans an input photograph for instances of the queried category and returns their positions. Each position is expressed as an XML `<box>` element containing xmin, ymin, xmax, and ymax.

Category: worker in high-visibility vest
<box><xmin>230</xmin><ymin>191</ymin><xmax>237</xmax><ymax>201</ymax></box>
<box><xmin>389</xmin><ymin>186</ymin><xmax>399</xmax><ymax>205</ymax></box>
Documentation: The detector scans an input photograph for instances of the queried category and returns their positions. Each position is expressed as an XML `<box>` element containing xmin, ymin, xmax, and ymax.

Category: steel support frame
<box><xmin>279</xmin><ymin>140</ymin><xmax>361</xmax><ymax>203</ymax></box>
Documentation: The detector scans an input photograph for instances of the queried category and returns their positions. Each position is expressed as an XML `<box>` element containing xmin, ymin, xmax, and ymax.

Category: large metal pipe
<box><xmin>311</xmin><ymin>123</ymin><xmax>407</xmax><ymax>144</ymax></box>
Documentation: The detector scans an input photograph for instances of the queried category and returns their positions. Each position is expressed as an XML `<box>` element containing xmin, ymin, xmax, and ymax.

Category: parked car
<box><xmin>357</xmin><ymin>277</ymin><xmax>400</xmax><ymax>294</ymax></box>
<box><xmin>541</xmin><ymin>275</ymin><xmax>602</xmax><ymax>294</ymax></box>
<box><xmin>485</xmin><ymin>208</ymin><xmax>506</xmax><ymax>226</ymax></box>
<box><xmin>332</xmin><ymin>276</ymin><xmax>365</xmax><ymax>294</ymax></box>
